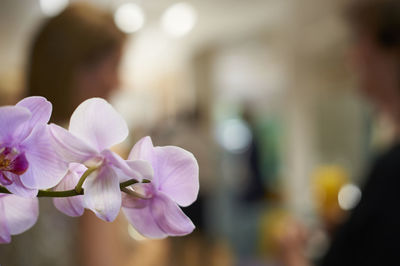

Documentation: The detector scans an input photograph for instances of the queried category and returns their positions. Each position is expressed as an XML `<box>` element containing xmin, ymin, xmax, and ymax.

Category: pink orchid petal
<box><xmin>128</xmin><ymin>136</ymin><xmax>155</xmax><ymax>163</ymax></box>
<box><xmin>4</xmin><ymin>173</ymin><xmax>38</xmax><ymax>198</ymax></box>
<box><xmin>126</xmin><ymin>160</ymin><xmax>153</xmax><ymax>181</ymax></box>
<box><xmin>122</xmin><ymin>192</ymin><xmax>195</xmax><ymax>239</ymax></box>
<box><xmin>53</xmin><ymin>163</ymin><xmax>86</xmax><ymax>217</ymax></box>
<box><xmin>83</xmin><ymin>165</ymin><xmax>121</xmax><ymax>222</ymax></box>
<box><xmin>151</xmin><ymin>192</ymin><xmax>195</xmax><ymax>236</ymax></box>
<box><xmin>0</xmin><ymin>198</ymin><xmax>11</xmax><ymax>243</ymax></box>
<box><xmin>154</xmin><ymin>146</ymin><xmax>199</xmax><ymax>207</ymax></box>
<box><xmin>16</xmin><ymin>96</ymin><xmax>52</xmax><ymax>137</ymax></box>
<box><xmin>122</xmin><ymin>194</ymin><xmax>146</xmax><ymax>209</ymax></box>
<box><xmin>20</xmin><ymin>125</ymin><xmax>68</xmax><ymax>189</ymax></box>
<box><xmin>102</xmin><ymin>150</ymin><xmax>152</xmax><ymax>182</ymax></box>
<box><xmin>122</xmin><ymin>194</ymin><xmax>148</xmax><ymax>209</ymax></box>
<box><xmin>69</xmin><ymin>98</ymin><xmax>128</xmax><ymax>151</ymax></box>
<box><xmin>0</xmin><ymin>106</ymin><xmax>31</xmax><ymax>144</ymax></box>
<box><xmin>122</xmin><ymin>200</ymin><xmax>167</xmax><ymax>239</ymax></box>
<box><xmin>121</xmin><ymin>183</ymin><xmax>154</xmax><ymax>209</ymax></box>
<box><xmin>128</xmin><ymin>137</ymin><xmax>199</xmax><ymax>206</ymax></box>
<box><xmin>131</xmin><ymin>182</ymin><xmax>154</xmax><ymax>198</ymax></box>
<box><xmin>2</xmin><ymin>194</ymin><xmax>38</xmax><ymax>235</ymax></box>
<box><xmin>49</xmin><ymin>124</ymin><xmax>98</xmax><ymax>163</ymax></box>
<box><xmin>0</xmin><ymin>172</ymin><xmax>12</xmax><ymax>186</ymax></box>
<box><xmin>122</xmin><ymin>183</ymin><xmax>154</xmax><ymax>209</ymax></box>
<box><xmin>68</xmin><ymin>162</ymin><xmax>88</xmax><ymax>174</ymax></box>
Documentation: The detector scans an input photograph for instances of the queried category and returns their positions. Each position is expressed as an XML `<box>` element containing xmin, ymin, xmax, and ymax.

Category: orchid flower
<box><xmin>49</xmin><ymin>98</ymin><xmax>152</xmax><ymax>222</ymax></box>
<box><xmin>122</xmin><ymin>137</ymin><xmax>199</xmax><ymax>239</ymax></box>
<box><xmin>0</xmin><ymin>194</ymin><xmax>39</xmax><ymax>243</ymax></box>
<box><xmin>53</xmin><ymin>163</ymin><xmax>87</xmax><ymax>217</ymax></box>
<box><xmin>0</xmin><ymin>97</ymin><xmax>67</xmax><ymax>197</ymax></box>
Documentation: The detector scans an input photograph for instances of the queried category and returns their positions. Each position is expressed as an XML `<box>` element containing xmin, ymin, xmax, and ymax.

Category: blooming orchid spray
<box><xmin>0</xmin><ymin>97</ymin><xmax>199</xmax><ymax>243</ymax></box>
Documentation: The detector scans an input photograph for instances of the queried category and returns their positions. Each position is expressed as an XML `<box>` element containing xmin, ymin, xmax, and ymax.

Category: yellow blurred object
<box><xmin>259</xmin><ymin>208</ymin><xmax>290</xmax><ymax>256</ymax></box>
<box><xmin>259</xmin><ymin>208</ymin><xmax>309</xmax><ymax>265</ymax></box>
<box><xmin>312</xmin><ymin>165</ymin><xmax>349</xmax><ymax>231</ymax></box>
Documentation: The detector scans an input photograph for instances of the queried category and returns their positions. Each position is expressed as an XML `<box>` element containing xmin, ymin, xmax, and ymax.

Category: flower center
<box><xmin>0</xmin><ymin>158</ymin><xmax>11</xmax><ymax>169</ymax></box>
<box><xmin>0</xmin><ymin>147</ymin><xmax>29</xmax><ymax>178</ymax></box>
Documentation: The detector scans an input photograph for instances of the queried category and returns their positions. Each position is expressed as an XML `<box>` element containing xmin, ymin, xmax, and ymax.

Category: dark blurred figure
<box><xmin>0</xmin><ymin>3</ymin><xmax>126</xmax><ymax>266</ymax></box>
<box><xmin>241</xmin><ymin>106</ymin><xmax>267</xmax><ymax>203</ymax></box>
<box><xmin>320</xmin><ymin>1</ymin><xmax>400</xmax><ymax>265</ymax></box>
<box><xmin>27</xmin><ymin>3</ymin><xmax>125</xmax><ymax>122</ymax></box>
<box><xmin>279</xmin><ymin>1</ymin><xmax>400</xmax><ymax>266</ymax></box>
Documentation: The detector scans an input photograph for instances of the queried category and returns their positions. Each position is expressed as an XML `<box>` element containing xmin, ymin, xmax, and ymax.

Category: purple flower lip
<box><xmin>0</xmin><ymin>147</ymin><xmax>29</xmax><ymax>176</ymax></box>
<box><xmin>0</xmin><ymin>172</ymin><xmax>12</xmax><ymax>185</ymax></box>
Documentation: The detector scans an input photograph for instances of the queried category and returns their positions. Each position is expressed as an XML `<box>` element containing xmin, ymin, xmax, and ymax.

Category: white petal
<box><xmin>2</xmin><ymin>194</ymin><xmax>39</xmax><ymax>235</ymax></box>
<box><xmin>122</xmin><ymin>192</ymin><xmax>195</xmax><ymax>239</ymax></box>
<box><xmin>121</xmin><ymin>184</ymin><xmax>153</xmax><ymax>208</ymax></box>
<box><xmin>83</xmin><ymin>165</ymin><xmax>121</xmax><ymax>222</ymax></box>
<box><xmin>122</xmin><ymin>200</ymin><xmax>167</xmax><ymax>239</ymax></box>
<box><xmin>69</xmin><ymin>98</ymin><xmax>128</xmax><ymax>151</ymax></box>
<box><xmin>4</xmin><ymin>173</ymin><xmax>38</xmax><ymax>198</ymax></box>
<box><xmin>49</xmin><ymin>124</ymin><xmax>98</xmax><ymax>163</ymax></box>
<box><xmin>128</xmin><ymin>136</ymin><xmax>155</xmax><ymax>162</ymax></box>
<box><xmin>0</xmin><ymin>198</ymin><xmax>11</xmax><ymax>243</ymax></box>
<box><xmin>53</xmin><ymin>164</ymin><xmax>85</xmax><ymax>217</ymax></box>
<box><xmin>125</xmin><ymin>160</ymin><xmax>153</xmax><ymax>182</ymax></box>
<box><xmin>151</xmin><ymin>192</ymin><xmax>195</xmax><ymax>236</ymax></box>
<box><xmin>103</xmin><ymin>150</ymin><xmax>152</xmax><ymax>182</ymax></box>
<box><xmin>154</xmin><ymin>146</ymin><xmax>199</xmax><ymax>207</ymax></box>
<box><xmin>16</xmin><ymin>96</ymin><xmax>52</xmax><ymax>135</ymax></box>
<box><xmin>20</xmin><ymin>125</ymin><xmax>68</xmax><ymax>189</ymax></box>
<box><xmin>0</xmin><ymin>106</ymin><xmax>31</xmax><ymax>144</ymax></box>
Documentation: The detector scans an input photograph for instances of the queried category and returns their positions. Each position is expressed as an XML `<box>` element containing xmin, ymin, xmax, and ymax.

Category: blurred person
<box><xmin>241</xmin><ymin>106</ymin><xmax>268</xmax><ymax>203</ymax></box>
<box><xmin>280</xmin><ymin>1</ymin><xmax>400</xmax><ymax>265</ymax></box>
<box><xmin>0</xmin><ymin>3</ymin><xmax>127</xmax><ymax>266</ymax></box>
<box><xmin>27</xmin><ymin>2</ymin><xmax>125</xmax><ymax>123</ymax></box>
<box><xmin>321</xmin><ymin>1</ymin><xmax>400</xmax><ymax>265</ymax></box>
<box><xmin>232</xmin><ymin>107</ymin><xmax>270</xmax><ymax>264</ymax></box>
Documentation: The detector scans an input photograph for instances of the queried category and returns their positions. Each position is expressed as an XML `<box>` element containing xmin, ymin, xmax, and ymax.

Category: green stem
<box><xmin>38</xmin><ymin>189</ymin><xmax>82</xmax><ymax>197</ymax></box>
<box><xmin>0</xmin><ymin>178</ymin><xmax>146</xmax><ymax>198</ymax></box>
<box><xmin>120</xmin><ymin>179</ymin><xmax>139</xmax><ymax>188</ymax></box>
<box><xmin>74</xmin><ymin>167</ymin><xmax>97</xmax><ymax>194</ymax></box>
<box><xmin>0</xmin><ymin>186</ymin><xmax>11</xmax><ymax>194</ymax></box>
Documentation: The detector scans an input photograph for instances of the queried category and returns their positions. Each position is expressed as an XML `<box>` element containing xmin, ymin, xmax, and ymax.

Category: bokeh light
<box><xmin>39</xmin><ymin>0</ymin><xmax>68</xmax><ymax>17</ymax></box>
<box><xmin>161</xmin><ymin>2</ymin><xmax>197</xmax><ymax>37</ymax></box>
<box><xmin>338</xmin><ymin>183</ymin><xmax>362</xmax><ymax>211</ymax></box>
<box><xmin>114</xmin><ymin>3</ymin><xmax>145</xmax><ymax>34</ymax></box>
<box><xmin>217</xmin><ymin>118</ymin><xmax>252</xmax><ymax>154</ymax></box>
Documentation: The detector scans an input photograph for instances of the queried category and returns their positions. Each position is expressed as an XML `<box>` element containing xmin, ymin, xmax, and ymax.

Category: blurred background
<box><xmin>0</xmin><ymin>0</ymin><xmax>394</xmax><ymax>265</ymax></box>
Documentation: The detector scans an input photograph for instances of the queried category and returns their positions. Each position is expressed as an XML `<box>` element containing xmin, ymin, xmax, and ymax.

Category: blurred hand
<box><xmin>276</xmin><ymin>218</ymin><xmax>310</xmax><ymax>266</ymax></box>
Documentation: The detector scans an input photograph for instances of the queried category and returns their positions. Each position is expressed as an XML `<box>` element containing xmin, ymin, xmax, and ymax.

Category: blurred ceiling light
<box><xmin>39</xmin><ymin>0</ymin><xmax>68</xmax><ymax>17</ymax></box>
<box><xmin>338</xmin><ymin>183</ymin><xmax>362</xmax><ymax>211</ymax></box>
<box><xmin>114</xmin><ymin>3</ymin><xmax>145</xmax><ymax>33</ymax></box>
<box><xmin>217</xmin><ymin>118</ymin><xmax>252</xmax><ymax>154</ymax></box>
<box><xmin>161</xmin><ymin>2</ymin><xmax>197</xmax><ymax>37</ymax></box>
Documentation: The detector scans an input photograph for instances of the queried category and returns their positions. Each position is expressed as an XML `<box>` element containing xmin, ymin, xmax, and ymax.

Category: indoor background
<box><xmin>0</xmin><ymin>0</ymin><xmax>391</xmax><ymax>265</ymax></box>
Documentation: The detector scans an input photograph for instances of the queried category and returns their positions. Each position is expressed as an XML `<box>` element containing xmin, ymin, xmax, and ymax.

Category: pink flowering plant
<box><xmin>0</xmin><ymin>97</ymin><xmax>199</xmax><ymax>243</ymax></box>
